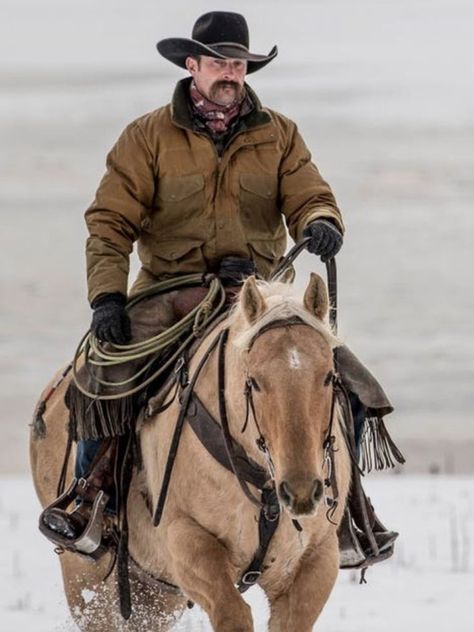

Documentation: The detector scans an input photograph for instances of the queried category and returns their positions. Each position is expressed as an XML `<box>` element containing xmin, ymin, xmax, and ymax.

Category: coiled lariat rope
<box><xmin>71</xmin><ymin>242</ymin><xmax>335</xmax><ymax>401</ymax></box>
<box><xmin>72</xmin><ymin>273</ymin><xmax>227</xmax><ymax>400</ymax></box>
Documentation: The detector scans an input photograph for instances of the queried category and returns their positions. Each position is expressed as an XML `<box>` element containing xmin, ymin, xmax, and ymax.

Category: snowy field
<box><xmin>1</xmin><ymin>474</ymin><xmax>473</xmax><ymax>631</ymax></box>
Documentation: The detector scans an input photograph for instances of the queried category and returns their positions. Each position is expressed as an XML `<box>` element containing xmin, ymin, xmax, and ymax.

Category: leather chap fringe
<box><xmin>66</xmin><ymin>381</ymin><xmax>137</xmax><ymax>441</ymax></box>
<box><xmin>359</xmin><ymin>415</ymin><xmax>406</xmax><ymax>473</ymax></box>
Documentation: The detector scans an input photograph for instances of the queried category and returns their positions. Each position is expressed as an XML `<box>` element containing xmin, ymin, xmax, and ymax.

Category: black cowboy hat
<box><xmin>157</xmin><ymin>11</ymin><xmax>278</xmax><ymax>74</ymax></box>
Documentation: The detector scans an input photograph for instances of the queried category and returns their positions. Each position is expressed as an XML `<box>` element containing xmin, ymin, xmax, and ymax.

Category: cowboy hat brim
<box><xmin>156</xmin><ymin>38</ymin><xmax>278</xmax><ymax>74</ymax></box>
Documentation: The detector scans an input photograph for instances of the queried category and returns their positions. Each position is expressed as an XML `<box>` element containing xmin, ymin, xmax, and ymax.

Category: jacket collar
<box><xmin>171</xmin><ymin>77</ymin><xmax>271</xmax><ymax>132</ymax></box>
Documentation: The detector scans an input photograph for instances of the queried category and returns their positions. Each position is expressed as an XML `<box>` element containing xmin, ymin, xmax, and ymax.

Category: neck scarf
<box><xmin>190</xmin><ymin>81</ymin><xmax>246</xmax><ymax>135</ymax></box>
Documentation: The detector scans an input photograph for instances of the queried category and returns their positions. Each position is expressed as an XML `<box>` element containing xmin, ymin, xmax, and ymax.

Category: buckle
<box><xmin>174</xmin><ymin>356</ymin><xmax>185</xmax><ymax>374</ymax></box>
<box><xmin>240</xmin><ymin>570</ymin><xmax>261</xmax><ymax>586</ymax></box>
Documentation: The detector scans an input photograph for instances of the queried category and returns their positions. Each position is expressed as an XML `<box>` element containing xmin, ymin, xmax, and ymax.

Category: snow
<box><xmin>1</xmin><ymin>474</ymin><xmax>473</xmax><ymax>631</ymax></box>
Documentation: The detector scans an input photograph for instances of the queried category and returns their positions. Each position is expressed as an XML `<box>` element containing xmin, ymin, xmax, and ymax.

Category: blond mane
<box><xmin>231</xmin><ymin>280</ymin><xmax>340</xmax><ymax>353</ymax></box>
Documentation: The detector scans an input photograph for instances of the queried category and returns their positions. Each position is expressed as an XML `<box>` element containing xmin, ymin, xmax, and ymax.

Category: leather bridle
<box><xmin>237</xmin><ymin>319</ymin><xmax>342</xmax><ymax>525</ymax></box>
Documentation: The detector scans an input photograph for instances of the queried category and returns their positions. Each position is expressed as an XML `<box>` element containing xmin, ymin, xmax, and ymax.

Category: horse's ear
<box><xmin>278</xmin><ymin>267</ymin><xmax>295</xmax><ymax>284</ymax></box>
<box><xmin>241</xmin><ymin>276</ymin><xmax>267</xmax><ymax>325</ymax></box>
<box><xmin>303</xmin><ymin>272</ymin><xmax>329</xmax><ymax>320</ymax></box>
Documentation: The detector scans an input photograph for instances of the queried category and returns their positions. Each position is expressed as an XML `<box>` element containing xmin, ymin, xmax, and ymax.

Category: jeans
<box><xmin>74</xmin><ymin>438</ymin><xmax>116</xmax><ymax>513</ymax></box>
<box><xmin>74</xmin><ymin>438</ymin><xmax>102</xmax><ymax>479</ymax></box>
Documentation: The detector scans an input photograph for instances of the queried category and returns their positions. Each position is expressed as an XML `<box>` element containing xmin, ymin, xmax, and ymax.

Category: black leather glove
<box><xmin>90</xmin><ymin>293</ymin><xmax>132</xmax><ymax>345</ymax></box>
<box><xmin>303</xmin><ymin>219</ymin><xmax>343</xmax><ymax>261</ymax></box>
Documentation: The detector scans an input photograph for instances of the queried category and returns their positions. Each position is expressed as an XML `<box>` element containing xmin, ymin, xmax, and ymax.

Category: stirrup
<box><xmin>338</xmin><ymin>508</ymin><xmax>398</xmax><ymax>570</ymax></box>
<box><xmin>39</xmin><ymin>478</ymin><xmax>110</xmax><ymax>556</ymax></box>
<box><xmin>338</xmin><ymin>508</ymin><xmax>366</xmax><ymax>569</ymax></box>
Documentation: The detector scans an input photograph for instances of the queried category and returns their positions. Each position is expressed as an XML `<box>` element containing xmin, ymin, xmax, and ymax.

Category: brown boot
<box><xmin>338</xmin><ymin>456</ymin><xmax>399</xmax><ymax>568</ymax></box>
<box><xmin>39</xmin><ymin>440</ymin><xmax>117</xmax><ymax>553</ymax></box>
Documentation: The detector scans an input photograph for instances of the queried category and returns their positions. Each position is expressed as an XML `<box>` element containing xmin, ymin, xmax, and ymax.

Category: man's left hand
<box><xmin>303</xmin><ymin>219</ymin><xmax>343</xmax><ymax>261</ymax></box>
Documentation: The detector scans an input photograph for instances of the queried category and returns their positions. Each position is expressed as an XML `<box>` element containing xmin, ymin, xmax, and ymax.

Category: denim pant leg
<box><xmin>75</xmin><ymin>439</ymin><xmax>103</xmax><ymax>479</ymax></box>
<box><xmin>74</xmin><ymin>439</ymin><xmax>117</xmax><ymax>513</ymax></box>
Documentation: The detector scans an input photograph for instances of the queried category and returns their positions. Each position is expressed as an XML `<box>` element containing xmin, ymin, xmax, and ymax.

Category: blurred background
<box><xmin>1</xmin><ymin>1</ymin><xmax>473</xmax><ymax>630</ymax></box>
<box><xmin>1</xmin><ymin>0</ymin><xmax>472</xmax><ymax>474</ymax></box>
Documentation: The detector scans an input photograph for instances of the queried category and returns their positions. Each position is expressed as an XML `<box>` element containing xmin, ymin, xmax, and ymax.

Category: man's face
<box><xmin>185</xmin><ymin>55</ymin><xmax>247</xmax><ymax>106</ymax></box>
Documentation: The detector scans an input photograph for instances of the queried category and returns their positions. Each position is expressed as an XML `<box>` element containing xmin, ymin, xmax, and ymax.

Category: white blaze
<box><xmin>288</xmin><ymin>348</ymin><xmax>302</xmax><ymax>369</ymax></box>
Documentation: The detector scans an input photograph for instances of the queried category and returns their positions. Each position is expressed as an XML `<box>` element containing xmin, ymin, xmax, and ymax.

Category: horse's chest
<box><xmin>261</xmin><ymin>523</ymin><xmax>313</xmax><ymax>584</ymax></box>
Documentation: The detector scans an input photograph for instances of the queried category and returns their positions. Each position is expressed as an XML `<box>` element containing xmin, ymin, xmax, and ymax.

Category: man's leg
<box><xmin>75</xmin><ymin>439</ymin><xmax>102</xmax><ymax>480</ymax></box>
<box><xmin>41</xmin><ymin>438</ymin><xmax>117</xmax><ymax>541</ymax></box>
<box><xmin>39</xmin><ymin>292</ymin><xmax>178</xmax><ymax>548</ymax></box>
<box><xmin>338</xmin><ymin>393</ymin><xmax>399</xmax><ymax>568</ymax></box>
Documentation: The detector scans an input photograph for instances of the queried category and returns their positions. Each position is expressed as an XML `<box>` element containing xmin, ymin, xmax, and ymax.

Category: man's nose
<box><xmin>222</xmin><ymin>65</ymin><xmax>236</xmax><ymax>80</ymax></box>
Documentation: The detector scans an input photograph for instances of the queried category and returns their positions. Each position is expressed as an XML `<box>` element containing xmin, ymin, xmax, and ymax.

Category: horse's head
<box><xmin>228</xmin><ymin>273</ymin><xmax>340</xmax><ymax>517</ymax></box>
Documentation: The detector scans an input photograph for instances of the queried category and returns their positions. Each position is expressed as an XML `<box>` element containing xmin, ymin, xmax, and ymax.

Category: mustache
<box><xmin>213</xmin><ymin>80</ymin><xmax>241</xmax><ymax>90</ymax></box>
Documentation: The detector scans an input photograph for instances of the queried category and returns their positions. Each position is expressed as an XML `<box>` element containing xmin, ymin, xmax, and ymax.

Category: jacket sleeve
<box><xmin>279</xmin><ymin>122</ymin><xmax>344</xmax><ymax>242</ymax></box>
<box><xmin>85</xmin><ymin>121</ymin><xmax>155</xmax><ymax>304</ymax></box>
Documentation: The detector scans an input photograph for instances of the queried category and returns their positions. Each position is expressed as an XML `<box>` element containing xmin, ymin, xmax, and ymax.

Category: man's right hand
<box><xmin>90</xmin><ymin>293</ymin><xmax>132</xmax><ymax>345</ymax></box>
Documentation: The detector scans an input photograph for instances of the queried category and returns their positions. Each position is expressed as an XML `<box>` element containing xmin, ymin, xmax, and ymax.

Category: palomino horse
<box><xmin>30</xmin><ymin>273</ymin><xmax>351</xmax><ymax>631</ymax></box>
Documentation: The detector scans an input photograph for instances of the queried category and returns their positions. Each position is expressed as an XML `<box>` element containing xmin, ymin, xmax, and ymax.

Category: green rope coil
<box><xmin>72</xmin><ymin>274</ymin><xmax>227</xmax><ymax>400</ymax></box>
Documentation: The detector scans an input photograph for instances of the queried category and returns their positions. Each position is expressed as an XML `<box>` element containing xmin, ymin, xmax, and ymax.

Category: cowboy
<box><xmin>40</xmin><ymin>11</ymin><xmax>398</xmax><ymax>567</ymax></box>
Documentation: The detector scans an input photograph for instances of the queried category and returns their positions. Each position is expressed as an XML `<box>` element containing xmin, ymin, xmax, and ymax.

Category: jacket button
<box><xmin>218</xmin><ymin>221</ymin><xmax>224</xmax><ymax>229</ymax></box>
<box><xmin>170</xmin><ymin>194</ymin><xmax>176</xmax><ymax>200</ymax></box>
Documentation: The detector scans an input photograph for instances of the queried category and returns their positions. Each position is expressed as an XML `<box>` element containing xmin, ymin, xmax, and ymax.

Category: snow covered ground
<box><xmin>1</xmin><ymin>474</ymin><xmax>473</xmax><ymax>631</ymax></box>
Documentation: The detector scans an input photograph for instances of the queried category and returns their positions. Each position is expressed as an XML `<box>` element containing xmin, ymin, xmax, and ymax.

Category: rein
<box><xmin>271</xmin><ymin>238</ymin><xmax>338</xmax><ymax>333</ymax></box>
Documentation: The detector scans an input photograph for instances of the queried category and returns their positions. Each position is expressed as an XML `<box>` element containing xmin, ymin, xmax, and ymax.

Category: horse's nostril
<box><xmin>279</xmin><ymin>481</ymin><xmax>292</xmax><ymax>506</ymax></box>
<box><xmin>312</xmin><ymin>479</ymin><xmax>323</xmax><ymax>502</ymax></box>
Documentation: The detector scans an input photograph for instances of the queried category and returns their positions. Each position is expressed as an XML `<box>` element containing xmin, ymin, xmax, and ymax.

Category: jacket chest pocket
<box><xmin>239</xmin><ymin>173</ymin><xmax>281</xmax><ymax>236</ymax></box>
<box><xmin>155</xmin><ymin>174</ymin><xmax>206</xmax><ymax>226</ymax></box>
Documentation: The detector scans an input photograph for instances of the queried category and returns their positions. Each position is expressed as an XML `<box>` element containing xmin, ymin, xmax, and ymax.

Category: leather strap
<box><xmin>325</xmin><ymin>258</ymin><xmax>338</xmax><ymax>334</ymax></box>
<box><xmin>152</xmin><ymin>329</ymin><xmax>223</xmax><ymax>527</ymax></box>
<box><xmin>186</xmin><ymin>393</ymin><xmax>269</xmax><ymax>490</ymax></box>
<box><xmin>217</xmin><ymin>329</ymin><xmax>262</xmax><ymax>509</ymax></box>
<box><xmin>237</xmin><ymin>488</ymin><xmax>280</xmax><ymax>593</ymax></box>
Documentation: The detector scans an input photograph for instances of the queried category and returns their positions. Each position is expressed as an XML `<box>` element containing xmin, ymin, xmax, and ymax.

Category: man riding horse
<box><xmin>39</xmin><ymin>11</ymin><xmax>399</xmax><ymax>569</ymax></box>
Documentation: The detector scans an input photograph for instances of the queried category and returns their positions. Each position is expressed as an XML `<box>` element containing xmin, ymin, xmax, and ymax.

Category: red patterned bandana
<box><xmin>190</xmin><ymin>81</ymin><xmax>246</xmax><ymax>134</ymax></box>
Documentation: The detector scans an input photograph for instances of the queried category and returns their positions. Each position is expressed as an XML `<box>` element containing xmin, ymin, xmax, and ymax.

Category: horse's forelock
<box><xmin>231</xmin><ymin>280</ymin><xmax>340</xmax><ymax>353</ymax></box>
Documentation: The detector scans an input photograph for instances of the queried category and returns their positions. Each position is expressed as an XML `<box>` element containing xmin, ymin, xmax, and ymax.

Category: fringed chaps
<box><xmin>66</xmin><ymin>379</ymin><xmax>138</xmax><ymax>442</ymax></box>
<box><xmin>67</xmin><ymin>291</ymin><xmax>180</xmax><ymax>442</ymax></box>
<box><xmin>359</xmin><ymin>415</ymin><xmax>406</xmax><ymax>472</ymax></box>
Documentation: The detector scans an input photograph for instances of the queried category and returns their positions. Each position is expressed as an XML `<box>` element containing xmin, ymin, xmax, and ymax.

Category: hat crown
<box><xmin>192</xmin><ymin>11</ymin><xmax>249</xmax><ymax>49</ymax></box>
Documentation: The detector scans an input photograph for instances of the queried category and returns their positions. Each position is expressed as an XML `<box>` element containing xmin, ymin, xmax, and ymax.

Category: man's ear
<box><xmin>185</xmin><ymin>56</ymin><xmax>196</xmax><ymax>73</ymax></box>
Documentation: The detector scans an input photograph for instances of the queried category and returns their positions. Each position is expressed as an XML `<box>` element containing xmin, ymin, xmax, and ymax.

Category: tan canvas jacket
<box><xmin>85</xmin><ymin>78</ymin><xmax>344</xmax><ymax>303</ymax></box>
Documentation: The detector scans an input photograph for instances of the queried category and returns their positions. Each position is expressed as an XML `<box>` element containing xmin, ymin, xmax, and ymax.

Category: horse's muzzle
<box><xmin>278</xmin><ymin>477</ymin><xmax>324</xmax><ymax>516</ymax></box>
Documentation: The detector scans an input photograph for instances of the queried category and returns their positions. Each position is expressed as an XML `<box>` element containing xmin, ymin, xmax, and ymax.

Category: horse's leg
<box><xmin>267</xmin><ymin>532</ymin><xmax>339</xmax><ymax>632</ymax></box>
<box><xmin>167</xmin><ymin>517</ymin><xmax>254</xmax><ymax>632</ymax></box>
